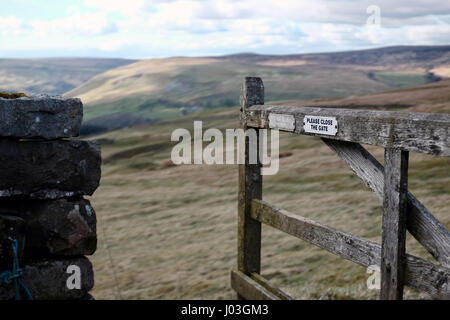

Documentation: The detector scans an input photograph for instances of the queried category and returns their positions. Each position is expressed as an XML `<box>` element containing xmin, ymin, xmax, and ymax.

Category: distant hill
<box><xmin>65</xmin><ymin>45</ymin><xmax>450</xmax><ymax>133</ymax></box>
<box><xmin>0</xmin><ymin>58</ymin><xmax>136</xmax><ymax>95</ymax></box>
<box><xmin>213</xmin><ymin>45</ymin><xmax>450</xmax><ymax>67</ymax></box>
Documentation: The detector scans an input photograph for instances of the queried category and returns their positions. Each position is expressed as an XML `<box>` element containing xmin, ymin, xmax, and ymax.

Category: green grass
<box><xmin>374</xmin><ymin>71</ymin><xmax>429</xmax><ymax>88</ymax></box>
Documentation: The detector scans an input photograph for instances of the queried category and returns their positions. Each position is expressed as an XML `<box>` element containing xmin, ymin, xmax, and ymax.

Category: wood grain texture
<box><xmin>231</xmin><ymin>270</ymin><xmax>280</xmax><ymax>300</ymax></box>
<box><xmin>238</xmin><ymin>78</ymin><xmax>263</xmax><ymax>280</ymax></box>
<box><xmin>240</xmin><ymin>77</ymin><xmax>264</xmax><ymax>126</ymax></box>
<box><xmin>245</xmin><ymin>105</ymin><xmax>450</xmax><ymax>156</ymax></box>
<box><xmin>251</xmin><ymin>199</ymin><xmax>450</xmax><ymax>299</ymax></box>
<box><xmin>380</xmin><ymin>148</ymin><xmax>409</xmax><ymax>300</ymax></box>
<box><xmin>322</xmin><ymin>139</ymin><xmax>450</xmax><ymax>268</ymax></box>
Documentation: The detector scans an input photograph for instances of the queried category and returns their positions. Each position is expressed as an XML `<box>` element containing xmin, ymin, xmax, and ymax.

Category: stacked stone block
<box><xmin>0</xmin><ymin>95</ymin><xmax>101</xmax><ymax>300</ymax></box>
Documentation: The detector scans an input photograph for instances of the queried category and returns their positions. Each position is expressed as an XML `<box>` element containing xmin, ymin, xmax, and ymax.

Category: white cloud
<box><xmin>0</xmin><ymin>16</ymin><xmax>23</xmax><ymax>36</ymax></box>
<box><xmin>1</xmin><ymin>0</ymin><xmax>450</xmax><ymax>58</ymax></box>
<box><xmin>29</xmin><ymin>12</ymin><xmax>118</xmax><ymax>37</ymax></box>
<box><xmin>135</xmin><ymin>0</ymin><xmax>450</xmax><ymax>26</ymax></box>
<box><xmin>83</xmin><ymin>0</ymin><xmax>148</xmax><ymax>15</ymax></box>
<box><xmin>98</xmin><ymin>37</ymin><xmax>134</xmax><ymax>52</ymax></box>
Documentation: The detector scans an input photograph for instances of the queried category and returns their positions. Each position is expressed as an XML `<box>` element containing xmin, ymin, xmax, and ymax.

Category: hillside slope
<box><xmin>215</xmin><ymin>45</ymin><xmax>450</xmax><ymax>67</ymax></box>
<box><xmin>66</xmin><ymin>46</ymin><xmax>450</xmax><ymax>132</ymax></box>
<box><xmin>0</xmin><ymin>58</ymin><xmax>136</xmax><ymax>95</ymax></box>
<box><xmin>279</xmin><ymin>78</ymin><xmax>450</xmax><ymax>114</ymax></box>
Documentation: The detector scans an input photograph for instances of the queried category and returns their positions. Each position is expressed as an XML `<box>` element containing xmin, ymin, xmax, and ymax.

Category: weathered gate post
<box><xmin>237</xmin><ymin>77</ymin><xmax>264</xmax><ymax>299</ymax></box>
<box><xmin>380</xmin><ymin>148</ymin><xmax>409</xmax><ymax>299</ymax></box>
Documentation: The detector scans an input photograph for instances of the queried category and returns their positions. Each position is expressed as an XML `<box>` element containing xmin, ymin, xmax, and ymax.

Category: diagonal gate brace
<box><xmin>322</xmin><ymin>138</ymin><xmax>450</xmax><ymax>268</ymax></box>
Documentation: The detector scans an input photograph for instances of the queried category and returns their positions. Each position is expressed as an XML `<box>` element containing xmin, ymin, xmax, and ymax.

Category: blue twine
<box><xmin>0</xmin><ymin>237</ymin><xmax>33</xmax><ymax>300</ymax></box>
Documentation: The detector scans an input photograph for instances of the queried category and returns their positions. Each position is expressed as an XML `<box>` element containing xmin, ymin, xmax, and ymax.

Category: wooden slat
<box><xmin>250</xmin><ymin>273</ymin><xmax>293</xmax><ymax>300</ymax></box>
<box><xmin>251</xmin><ymin>199</ymin><xmax>450</xmax><ymax>299</ymax></box>
<box><xmin>380</xmin><ymin>148</ymin><xmax>409</xmax><ymax>299</ymax></box>
<box><xmin>231</xmin><ymin>270</ymin><xmax>280</xmax><ymax>300</ymax></box>
<box><xmin>238</xmin><ymin>77</ymin><xmax>263</xmax><ymax>287</ymax></box>
<box><xmin>252</xmin><ymin>199</ymin><xmax>380</xmax><ymax>269</ymax></box>
<box><xmin>244</xmin><ymin>104</ymin><xmax>450</xmax><ymax>156</ymax></box>
<box><xmin>322</xmin><ymin>139</ymin><xmax>450</xmax><ymax>268</ymax></box>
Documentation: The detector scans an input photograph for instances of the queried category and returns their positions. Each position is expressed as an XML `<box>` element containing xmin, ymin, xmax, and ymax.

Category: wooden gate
<box><xmin>231</xmin><ymin>77</ymin><xmax>450</xmax><ymax>300</ymax></box>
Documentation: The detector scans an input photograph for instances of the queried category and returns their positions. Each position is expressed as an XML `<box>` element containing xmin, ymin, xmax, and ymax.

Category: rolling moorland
<box><xmin>63</xmin><ymin>45</ymin><xmax>450</xmax><ymax>134</ymax></box>
<box><xmin>2</xmin><ymin>45</ymin><xmax>449</xmax><ymax>133</ymax></box>
<box><xmin>87</xmin><ymin>79</ymin><xmax>450</xmax><ymax>299</ymax></box>
<box><xmin>1</xmin><ymin>45</ymin><xmax>449</xmax><ymax>299</ymax></box>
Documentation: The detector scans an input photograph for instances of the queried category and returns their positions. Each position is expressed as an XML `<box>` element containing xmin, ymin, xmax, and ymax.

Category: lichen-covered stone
<box><xmin>0</xmin><ymin>198</ymin><xmax>97</xmax><ymax>256</ymax></box>
<box><xmin>0</xmin><ymin>95</ymin><xmax>83</xmax><ymax>139</ymax></box>
<box><xmin>0</xmin><ymin>140</ymin><xmax>101</xmax><ymax>199</ymax></box>
<box><xmin>0</xmin><ymin>215</ymin><xmax>25</xmax><ymax>270</ymax></box>
<box><xmin>0</xmin><ymin>256</ymin><xmax>94</xmax><ymax>300</ymax></box>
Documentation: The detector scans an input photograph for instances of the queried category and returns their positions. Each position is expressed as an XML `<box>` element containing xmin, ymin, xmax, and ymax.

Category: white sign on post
<box><xmin>303</xmin><ymin>115</ymin><xmax>338</xmax><ymax>136</ymax></box>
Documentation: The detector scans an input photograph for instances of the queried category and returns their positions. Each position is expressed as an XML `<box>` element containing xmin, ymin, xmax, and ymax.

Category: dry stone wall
<box><xmin>0</xmin><ymin>95</ymin><xmax>100</xmax><ymax>300</ymax></box>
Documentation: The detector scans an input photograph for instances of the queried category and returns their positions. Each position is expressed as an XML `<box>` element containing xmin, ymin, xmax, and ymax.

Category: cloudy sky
<box><xmin>1</xmin><ymin>0</ymin><xmax>450</xmax><ymax>58</ymax></box>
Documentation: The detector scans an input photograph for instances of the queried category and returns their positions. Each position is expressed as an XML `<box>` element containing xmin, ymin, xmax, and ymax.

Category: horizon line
<box><xmin>2</xmin><ymin>44</ymin><xmax>450</xmax><ymax>61</ymax></box>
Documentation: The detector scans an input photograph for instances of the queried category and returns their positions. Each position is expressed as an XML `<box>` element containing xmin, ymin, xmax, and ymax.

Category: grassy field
<box><xmin>87</xmin><ymin>81</ymin><xmax>450</xmax><ymax>299</ymax></box>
